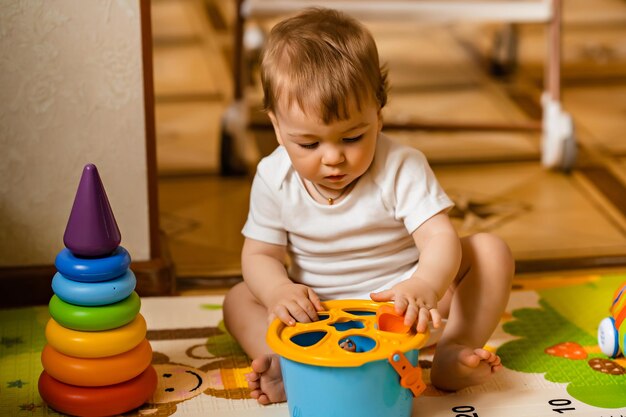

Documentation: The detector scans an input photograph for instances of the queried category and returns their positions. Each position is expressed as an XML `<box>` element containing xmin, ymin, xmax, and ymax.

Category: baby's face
<box><xmin>269</xmin><ymin>98</ymin><xmax>382</xmax><ymax>193</ymax></box>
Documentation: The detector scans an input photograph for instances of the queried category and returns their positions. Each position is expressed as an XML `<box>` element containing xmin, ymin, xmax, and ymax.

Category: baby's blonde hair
<box><xmin>260</xmin><ymin>8</ymin><xmax>388</xmax><ymax>124</ymax></box>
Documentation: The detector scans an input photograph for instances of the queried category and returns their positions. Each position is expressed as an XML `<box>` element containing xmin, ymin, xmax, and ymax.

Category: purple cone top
<box><xmin>63</xmin><ymin>163</ymin><xmax>121</xmax><ymax>257</ymax></box>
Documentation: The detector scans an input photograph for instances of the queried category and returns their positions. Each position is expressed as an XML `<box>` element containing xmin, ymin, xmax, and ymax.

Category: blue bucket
<box><xmin>280</xmin><ymin>349</ymin><xmax>418</xmax><ymax>417</ymax></box>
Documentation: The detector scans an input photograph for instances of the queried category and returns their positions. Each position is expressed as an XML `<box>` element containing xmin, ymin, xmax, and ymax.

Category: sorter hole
<box><xmin>290</xmin><ymin>331</ymin><xmax>327</xmax><ymax>347</ymax></box>
<box><xmin>330</xmin><ymin>320</ymin><xmax>365</xmax><ymax>331</ymax></box>
<box><xmin>343</xmin><ymin>309</ymin><xmax>376</xmax><ymax>316</ymax></box>
<box><xmin>316</xmin><ymin>313</ymin><xmax>329</xmax><ymax>321</ymax></box>
<box><xmin>338</xmin><ymin>336</ymin><xmax>376</xmax><ymax>353</ymax></box>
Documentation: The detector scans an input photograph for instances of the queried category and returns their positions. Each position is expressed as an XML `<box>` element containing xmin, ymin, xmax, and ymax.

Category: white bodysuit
<box><xmin>242</xmin><ymin>133</ymin><xmax>454</xmax><ymax>300</ymax></box>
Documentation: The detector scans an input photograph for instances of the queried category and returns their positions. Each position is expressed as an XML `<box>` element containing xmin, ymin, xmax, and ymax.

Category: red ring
<box><xmin>38</xmin><ymin>366</ymin><xmax>157</xmax><ymax>417</ymax></box>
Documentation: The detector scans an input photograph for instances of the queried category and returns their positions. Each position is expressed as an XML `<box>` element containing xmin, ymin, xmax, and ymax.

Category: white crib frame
<box><xmin>223</xmin><ymin>0</ymin><xmax>576</xmax><ymax>171</ymax></box>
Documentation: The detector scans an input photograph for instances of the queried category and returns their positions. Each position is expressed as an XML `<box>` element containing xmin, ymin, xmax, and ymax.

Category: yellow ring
<box><xmin>46</xmin><ymin>314</ymin><xmax>147</xmax><ymax>358</ymax></box>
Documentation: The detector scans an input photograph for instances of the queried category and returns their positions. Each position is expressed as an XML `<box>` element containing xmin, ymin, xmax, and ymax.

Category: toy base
<box><xmin>38</xmin><ymin>366</ymin><xmax>157</xmax><ymax>417</ymax></box>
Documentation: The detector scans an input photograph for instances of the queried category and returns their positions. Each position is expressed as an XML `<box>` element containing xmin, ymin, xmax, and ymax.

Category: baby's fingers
<box><xmin>287</xmin><ymin>301</ymin><xmax>315</xmax><ymax>324</ymax></box>
<box><xmin>307</xmin><ymin>288</ymin><xmax>325</xmax><ymax>312</ymax></box>
<box><xmin>416</xmin><ymin>307</ymin><xmax>430</xmax><ymax>333</ymax></box>
<box><xmin>370</xmin><ymin>289</ymin><xmax>395</xmax><ymax>302</ymax></box>
<box><xmin>296</xmin><ymin>298</ymin><xmax>320</xmax><ymax>322</ymax></box>
<box><xmin>273</xmin><ymin>305</ymin><xmax>296</xmax><ymax>326</ymax></box>
<box><xmin>414</xmin><ymin>307</ymin><xmax>441</xmax><ymax>333</ymax></box>
<box><xmin>429</xmin><ymin>308</ymin><xmax>442</xmax><ymax>329</ymax></box>
<box><xmin>393</xmin><ymin>296</ymin><xmax>410</xmax><ymax>316</ymax></box>
<box><xmin>402</xmin><ymin>302</ymin><xmax>419</xmax><ymax>327</ymax></box>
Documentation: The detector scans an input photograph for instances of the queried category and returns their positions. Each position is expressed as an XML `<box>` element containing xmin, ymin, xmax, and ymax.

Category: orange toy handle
<box><xmin>388</xmin><ymin>351</ymin><xmax>426</xmax><ymax>397</ymax></box>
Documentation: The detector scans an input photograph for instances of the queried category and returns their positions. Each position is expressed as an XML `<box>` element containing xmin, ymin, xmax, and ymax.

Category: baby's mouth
<box><xmin>325</xmin><ymin>175</ymin><xmax>346</xmax><ymax>182</ymax></box>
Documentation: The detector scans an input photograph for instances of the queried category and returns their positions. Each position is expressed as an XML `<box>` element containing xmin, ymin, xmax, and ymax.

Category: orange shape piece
<box><xmin>377</xmin><ymin>305</ymin><xmax>410</xmax><ymax>334</ymax></box>
<box><xmin>544</xmin><ymin>342</ymin><xmax>588</xmax><ymax>360</ymax></box>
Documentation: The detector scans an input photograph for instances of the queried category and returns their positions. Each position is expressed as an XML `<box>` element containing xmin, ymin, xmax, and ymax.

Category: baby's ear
<box><xmin>267</xmin><ymin>112</ymin><xmax>284</xmax><ymax>145</ymax></box>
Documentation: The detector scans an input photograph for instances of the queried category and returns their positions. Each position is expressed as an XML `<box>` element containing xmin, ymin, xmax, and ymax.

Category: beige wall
<box><xmin>0</xmin><ymin>0</ymin><xmax>151</xmax><ymax>266</ymax></box>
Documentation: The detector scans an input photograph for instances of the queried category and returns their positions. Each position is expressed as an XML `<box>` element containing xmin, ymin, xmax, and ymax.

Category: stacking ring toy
<box><xmin>49</xmin><ymin>292</ymin><xmax>141</xmax><ymax>331</ymax></box>
<box><xmin>46</xmin><ymin>314</ymin><xmax>147</xmax><ymax>358</ymax></box>
<box><xmin>38</xmin><ymin>366</ymin><xmax>157</xmax><ymax>417</ymax></box>
<box><xmin>52</xmin><ymin>269</ymin><xmax>136</xmax><ymax>306</ymax></box>
<box><xmin>55</xmin><ymin>246</ymin><xmax>131</xmax><ymax>282</ymax></box>
<box><xmin>41</xmin><ymin>339</ymin><xmax>152</xmax><ymax>386</ymax></box>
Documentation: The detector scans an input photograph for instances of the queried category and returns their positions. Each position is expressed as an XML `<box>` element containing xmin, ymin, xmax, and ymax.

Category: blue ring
<box><xmin>55</xmin><ymin>246</ymin><xmax>131</xmax><ymax>282</ymax></box>
<box><xmin>52</xmin><ymin>270</ymin><xmax>136</xmax><ymax>306</ymax></box>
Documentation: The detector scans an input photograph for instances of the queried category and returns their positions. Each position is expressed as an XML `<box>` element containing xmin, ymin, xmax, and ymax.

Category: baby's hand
<box><xmin>267</xmin><ymin>282</ymin><xmax>324</xmax><ymax>326</ymax></box>
<box><xmin>370</xmin><ymin>279</ymin><xmax>441</xmax><ymax>333</ymax></box>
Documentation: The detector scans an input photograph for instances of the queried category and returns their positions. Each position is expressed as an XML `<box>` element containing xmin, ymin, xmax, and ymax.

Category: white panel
<box><xmin>0</xmin><ymin>0</ymin><xmax>151</xmax><ymax>265</ymax></box>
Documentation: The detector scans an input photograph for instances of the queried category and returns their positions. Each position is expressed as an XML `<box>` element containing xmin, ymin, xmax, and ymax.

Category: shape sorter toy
<box><xmin>267</xmin><ymin>300</ymin><xmax>429</xmax><ymax>417</ymax></box>
<box><xmin>38</xmin><ymin>164</ymin><xmax>157</xmax><ymax>417</ymax></box>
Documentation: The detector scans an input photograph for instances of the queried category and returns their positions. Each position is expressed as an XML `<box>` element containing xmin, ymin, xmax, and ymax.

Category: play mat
<box><xmin>1</xmin><ymin>273</ymin><xmax>625</xmax><ymax>417</ymax></box>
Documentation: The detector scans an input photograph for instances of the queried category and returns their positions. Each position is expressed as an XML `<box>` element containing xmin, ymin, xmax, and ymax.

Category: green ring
<box><xmin>49</xmin><ymin>292</ymin><xmax>141</xmax><ymax>331</ymax></box>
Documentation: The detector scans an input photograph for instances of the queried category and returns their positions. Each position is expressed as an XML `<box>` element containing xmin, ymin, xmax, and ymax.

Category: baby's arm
<box><xmin>241</xmin><ymin>237</ymin><xmax>324</xmax><ymax>326</ymax></box>
<box><xmin>371</xmin><ymin>212</ymin><xmax>461</xmax><ymax>332</ymax></box>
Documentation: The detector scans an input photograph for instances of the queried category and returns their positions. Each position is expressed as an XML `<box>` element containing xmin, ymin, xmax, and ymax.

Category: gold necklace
<box><xmin>310</xmin><ymin>182</ymin><xmax>349</xmax><ymax>205</ymax></box>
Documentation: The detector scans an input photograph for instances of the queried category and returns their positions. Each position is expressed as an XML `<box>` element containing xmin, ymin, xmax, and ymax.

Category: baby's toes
<box><xmin>246</xmin><ymin>371</ymin><xmax>261</xmax><ymax>383</ymax></box>
<box><xmin>482</xmin><ymin>351</ymin><xmax>500</xmax><ymax>366</ymax></box>
<box><xmin>474</xmin><ymin>348</ymin><xmax>493</xmax><ymax>361</ymax></box>
<box><xmin>257</xmin><ymin>394</ymin><xmax>271</xmax><ymax>405</ymax></box>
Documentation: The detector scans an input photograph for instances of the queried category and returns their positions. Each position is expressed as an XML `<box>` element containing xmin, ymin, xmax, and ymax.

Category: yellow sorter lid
<box><xmin>266</xmin><ymin>300</ymin><xmax>429</xmax><ymax>367</ymax></box>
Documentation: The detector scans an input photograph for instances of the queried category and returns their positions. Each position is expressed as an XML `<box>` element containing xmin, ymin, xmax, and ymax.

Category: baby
<box><xmin>224</xmin><ymin>7</ymin><xmax>514</xmax><ymax>404</ymax></box>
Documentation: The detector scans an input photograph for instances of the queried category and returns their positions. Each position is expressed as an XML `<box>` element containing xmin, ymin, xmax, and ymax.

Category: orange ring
<box><xmin>46</xmin><ymin>314</ymin><xmax>146</xmax><ymax>358</ymax></box>
<box><xmin>38</xmin><ymin>366</ymin><xmax>157</xmax><ymax>417</ymax></box>
<box><xmin>41</xmin><ymin>339</ymin><xmax>152</xmax><ymax>386</ymax></box>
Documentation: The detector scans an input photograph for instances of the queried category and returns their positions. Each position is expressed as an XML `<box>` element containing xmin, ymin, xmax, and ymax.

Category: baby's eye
<box><xmin>299</xmin><ymin>142</ymin><xmax>318</xmax><ymax>149</ymax></box>
<box><xmin>343</xmin><ymin>134</ymin><xmax>364</xmax><ymax>143</ymax></box>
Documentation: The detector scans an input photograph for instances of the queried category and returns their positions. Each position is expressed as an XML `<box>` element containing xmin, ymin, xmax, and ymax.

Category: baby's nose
<box><xmin>322</xmin><ymin>146</ymin><xmax>345</xmax><ymax>165</ymax></box>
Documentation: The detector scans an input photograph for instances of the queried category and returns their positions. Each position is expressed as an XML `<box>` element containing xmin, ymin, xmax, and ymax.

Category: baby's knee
<box><xmin>465</xmin><ymin>233</ymin><xmax>515</xmax><ymax>279</ymax></box>
<box><xmin>223</xmin><ymin>282</ymin><xmax>254</xmax><ymax>323</ymax></box>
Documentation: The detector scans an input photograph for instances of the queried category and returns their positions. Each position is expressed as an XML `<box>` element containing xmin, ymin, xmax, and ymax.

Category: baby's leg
<box><xmin>223</xmin><ymin>282</ymin><xmax>286</xmax><ymax>404</ymax></box>
<box><xmin>430</xmin><ymin>233</ymin><xmax>514</xmax><ymax>391</ymax></box>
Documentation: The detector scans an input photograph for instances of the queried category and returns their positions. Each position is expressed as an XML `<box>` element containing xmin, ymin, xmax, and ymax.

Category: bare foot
<box><xmin>245</xmin><ymin>354</ymin><xmax>286</xmax><ymax>405</ymax></box>
<box><xmin>430</xmin><ymin>344</ymin><xmax>502</xmax><ymax>391</ymax></box>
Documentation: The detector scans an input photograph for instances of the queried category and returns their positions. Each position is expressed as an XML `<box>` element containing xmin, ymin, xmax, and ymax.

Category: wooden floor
<box><xmin>151</xmin><ymin>0</ymin><xmax>626</xmax><ymax>292</ymax></box>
